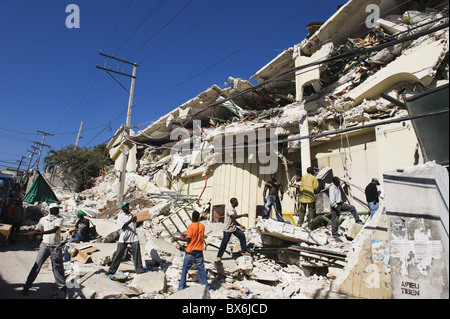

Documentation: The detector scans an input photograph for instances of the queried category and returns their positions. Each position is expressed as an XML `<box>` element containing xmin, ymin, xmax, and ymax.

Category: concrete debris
<box><xmin>255</xmin><ymin>218</ymin><xmax>328</xmax><ymax>246</ymax></box>
<box><xmin>17</xmin><ymin>1</ymin><xmax>448</xmax><ymax>300</ymax></box>
<box><xmin>167</xmin><ymin>285</ymin><xmax>210</xmax><ymax>300</ymax></box>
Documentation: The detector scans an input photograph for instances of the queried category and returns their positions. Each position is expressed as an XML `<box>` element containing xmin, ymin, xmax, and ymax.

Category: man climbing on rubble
<box><xmin>365</xmin><ymin>178</ymin><xmax>381</xmax><ymax>219</ymax></box>
<box><xmin>329</xmin><ymin>177</ymin><xmax>363</xmax><ymax>240</ymax></box>
<box><xmin>172</xmin><ymin>211</ymin><xmax>210</xmax><ymax>291</ymax></box>
<box><xmin>107</xmin><ymin>202</ymin><xmax>145</xmax><ymax>277</ymax></box>
<box><xmin>262</xmin><ymin>173</ymin><xmax>285</xmax><ymax>222</ymax></box>
<box><xmin>22</xmin><ymin>203</ymin><xmax>66</xmax><ymax>297</ymax></box>
<box><xmin>217</xmin><ymin>198</ymin><xmax>250</xmax><ymax>262</ymax></box>
<box><xmin>297</xmin><ymin>167</ymin><xmax>319</xmax><ymax>228</ymax></box>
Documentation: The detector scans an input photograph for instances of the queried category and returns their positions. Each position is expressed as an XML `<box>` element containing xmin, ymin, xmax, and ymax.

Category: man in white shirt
<box><xmin>108</xmin><ymin>202</ymin><xmax>145</xmax><ymax>276</ymax></box>
<box><xmin>22</xmin><ymin>203</ymin><xmax>66</xmax><ymax>297</ymax></box>
<box><xmin>329</xmin><ymin>177</ymin><xmax>363</xmax><ymax>238</ymax></box>
<box><xmin>216</xmin><ymin>198</ymin><xmax>250</xmax><ymax>262</ymax></box>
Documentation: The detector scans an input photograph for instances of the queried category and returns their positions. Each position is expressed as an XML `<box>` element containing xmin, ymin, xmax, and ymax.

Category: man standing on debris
<box><xmin>262</xmin><ymin>173</ymin><xmax>284</xmax><ymax>222</ymax></box>
<box><xmin>297</xmin><ymin>167</ymin><xmax>319</xmax><ymax>228</ymax></box>
<box><xmin>108</xmin><ymin>202</ymin><xmax>145</xmax><ymax>276</ymax></box>
<box><xmin>217</xmin><ymin>198</ymin><xmax>250</xmax><ymax>262</ymax></box>
<box><xmin>22</xmin><ymin>203</ymin><xmax>66</xmax><ymax>297</ymax></box>
<box><xmin>365</xmin><ymin>178</ymin><xmax>381</xmax><ymax>219</ymax></box>
<box><xmin>172</xmin><ymin>211</ymin><xmax>210</xmax><ymax>291</ymax></box>
<box><xmin>329</xmin><ymin>177</ymin><xmax>364</xmax><ymax>239</ymax></box>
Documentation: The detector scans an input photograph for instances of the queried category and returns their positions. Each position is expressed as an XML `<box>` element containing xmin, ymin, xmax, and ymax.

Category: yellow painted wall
<box><xmin>207</xmin><ymin>160</ymin><xmax>297</xmax><ymax>228</ymax></box>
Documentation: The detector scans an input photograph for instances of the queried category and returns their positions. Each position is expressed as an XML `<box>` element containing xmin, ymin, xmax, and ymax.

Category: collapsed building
<box><xmin>109</xmin><ymin>0</ymin><xmax>449</xmax><ymax>224</ymax></box>
<box><xmin>32</xmin><ymin>0</ymin><xmax>448</xmax><ymax>299</ymax></box>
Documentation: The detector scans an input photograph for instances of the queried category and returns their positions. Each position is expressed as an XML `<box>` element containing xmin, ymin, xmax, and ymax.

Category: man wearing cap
<box><xmin>108</xmin><ymin>202</ymin><xmax>145</xmax><ymax>276</ymax></box>
<box><xmin>365</xmin><ymin>178</ymin><xmax>381</xmax><ymax>219</ymax></box>
<box><xmin>22</xmin><ymin>203</ymin><xmax>66</xmax><ymax>297</ymax></box>
<box><xmin>64</xmin><ymin>210</ymin><xmax>90</xmax><ymax>261</ymax></box>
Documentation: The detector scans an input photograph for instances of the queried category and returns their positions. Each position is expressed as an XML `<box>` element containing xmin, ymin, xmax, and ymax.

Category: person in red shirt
<box><xmin>172</xmin><ymin>211</ymin><xmax>210</xmax><ymax>291</ymax></box>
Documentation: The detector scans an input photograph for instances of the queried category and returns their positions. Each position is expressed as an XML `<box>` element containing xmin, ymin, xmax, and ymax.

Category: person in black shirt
<box><xmin>365</xmin><ymin>178</ymin><xmax>381</xmax><ymax>219</ymax></box>
<box><xmin>64</xmin><ymin>210</ymin><xmax>90</xmax><ymax>261</ymax></box>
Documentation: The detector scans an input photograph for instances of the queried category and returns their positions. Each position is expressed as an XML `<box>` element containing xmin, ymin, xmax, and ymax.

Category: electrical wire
<box><xmin>140</xmin><ymin>0</ymin><xmax>325</xmax><ymax>102</ymax></box>
<box><xmin>102</xmin><ymin>0</ymin><xmax>135</xmax><ymax>52</ymax></box>
<box><xmin>139</xmin><ymin>0</ymin><xmax>232</xmax><ymax>64</ymax></box>
<box><xmin>115</xmin><ymin>0</ymin><xmax>167</xmax><ymax>55</ymax></box>
<box><xmin>126</xmin><ymin>0</ymin><xmax>195</xmax><ymax>58</ymax></box>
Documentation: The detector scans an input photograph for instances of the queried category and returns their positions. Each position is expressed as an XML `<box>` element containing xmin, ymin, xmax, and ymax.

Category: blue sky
<box><xmin>0</xmin><ymin>0</ymin><xmax>345</xmax><ymax>171</ymax></box>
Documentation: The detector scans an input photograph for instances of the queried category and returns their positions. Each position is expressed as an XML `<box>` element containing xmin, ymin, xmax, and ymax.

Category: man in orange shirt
<box><xmin>172</xmin><ymin>211</ymin><xmax>210</xmax><ymax>291</ymax></box>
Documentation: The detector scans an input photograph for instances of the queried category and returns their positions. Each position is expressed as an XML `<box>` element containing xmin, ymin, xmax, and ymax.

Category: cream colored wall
<box><xmin>312</xmin><ymin>123</ymin><xmax>422</xmax><ymax>211</ymax></box>
<box><xmin>207</xmin><ymin>161</ymin><xmax>297</xmax><ymax>228</ymax></box>
<box><xmin>313</xmin><ymin>129</ymin><xmax>379</xmax><ymax>211</ymax></box>
<box><xmin>375</xmin><ymin>120</ymin><xmax>423</xmax><ymax>176</ymax></box>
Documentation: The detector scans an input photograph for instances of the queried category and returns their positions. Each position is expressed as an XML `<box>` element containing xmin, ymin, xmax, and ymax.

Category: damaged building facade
<box><xmin>62</xmin><ymin>0</ymin><xmax>450</xmax><ymax>299</ymax></box>
<box><xmin>109</xmin><ymin>0</ymin><xmax>449</xmax><ymax>227</ymax></box>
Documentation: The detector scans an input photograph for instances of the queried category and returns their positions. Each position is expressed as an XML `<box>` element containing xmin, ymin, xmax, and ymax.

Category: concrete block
<box><xmin>282</xmin><ymin>282</ymin><xmax>302</xmax><ymax>298</ymax></box>
<box><xmin>235</xmin><ymin>255</ymin><xmax>253</xmax><ymax>272</ymax></box>
<box><xmin>145</xmin><ymin>237</ymin><xmax>183</xmax><ymax>264</ymax></box>
<box><xmin>255</xmin><ymin>219</ymin><xmax>327</xmax><ymax>245</ymax></box>
<box><xmin>90</xmin><ymin>218</ymin><xmax>121</xmax><ymax>243</ymax></box>
<box><xmin>240</xmin><ymin>280</ymin><xmax>282</xmax><ymax>299</ymax></box>
<box><xmin>130</xmin><ymin>271</ymin><xmax>166</xmax><ymax>294</ymax></box>
<box><xmin>81</xmin><ymin>273</ymin><xmax>141</xmax><ymax>299</ymax></box>
<box><xmin>167</xmin><ymin>285</ymin><xmax>210</xmax><ymax>299</ymax></box>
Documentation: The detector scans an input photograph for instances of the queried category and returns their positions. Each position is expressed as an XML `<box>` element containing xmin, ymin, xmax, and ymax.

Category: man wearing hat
<box><xmin>70</xmin><ymin>210</ymin><xmax>90</xmax><ymax>242</ymax></box>
<box><xmin>64</xmin><ymin>210</ymin><xmax>90</xmax><ymax>261</ymax></box>
<box><xmin>22</xmin><ymin>203</ymin><xmax>66</xmax><ymax>297</ymax></box>
<box><xmin>108</xmin><ymin>202</ymin><xmax>145</xmax><ymax>276</ymax></box>
<box><xmin>365</xmin><ymin>178</ymin><xmax>381</xmax><ymax>219</ymax></box>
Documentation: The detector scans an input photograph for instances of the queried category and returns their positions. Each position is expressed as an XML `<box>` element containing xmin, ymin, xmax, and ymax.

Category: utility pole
<box><xmin>33</xmin><ymin>131</ymin><xmax>53</xmax><ymax>180</ymax></box>
<box><xmin>17</xmin><ymin>156</ymin><xmax>26</xmax><ymax>171</ymax></box>
<box><xmin>26</xmin><ymin>145</ymin><xmax>38</xmax><ymax>174</ymax></box>
<box><xmin>97</xmin><ymin>51</ymin><xmax>138</xmax><ymax>204</ymax></box>
<box><xmin>75</xmin><ymin>121</ymin><xmax>83</xmax><ymax>147</ymax></box>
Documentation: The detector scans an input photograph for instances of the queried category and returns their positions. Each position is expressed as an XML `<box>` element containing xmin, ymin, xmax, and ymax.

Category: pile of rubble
<box><xmin>17</xmin><ymin>169</ymin><xmax>369</xmax><ymax>300</ymax></box>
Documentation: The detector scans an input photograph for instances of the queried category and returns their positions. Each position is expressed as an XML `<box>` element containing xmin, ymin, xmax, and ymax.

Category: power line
<box><xmin>126</xmin><ymin>0</ymin><xmax>195</xmax><ymax>58</ymax></box>
<box><xmin>102</xmin><ymin>0</ymin><xmax>135</xmax><ymax>52</ymax></box>
<box><xmin>137</xmin><ymin>0</ymin><xmax>325</xmax><ymax>102</ymax></box>
<box><xmin>140</xmin><ymin>0</ymin><xmax>232</xmax><ymax>64</ymax></box>
<box><xmin>115</xmin><ymin>0</ymin><xmax>167</xmax><ymax>55</ymax></box>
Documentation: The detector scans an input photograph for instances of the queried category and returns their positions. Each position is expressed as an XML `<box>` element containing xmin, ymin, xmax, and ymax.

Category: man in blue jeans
<box><xmin>217</xmin><ymin>198</ymin><xmax>250</xmax><ymax>262</ymax></box>
<box><xmin>172</xmin><ymin>211</ymin><xmax>209</xmax><ymax>290</ymax></box>
<box><xmin>262</xmin><ymin>173</ymin><xmax>285</xmax><ymax>222</ymax></box>
<box><xmin>365</xmin><ymin>177</ymin><xmax>381</xmax><ymax>219</ymax></box>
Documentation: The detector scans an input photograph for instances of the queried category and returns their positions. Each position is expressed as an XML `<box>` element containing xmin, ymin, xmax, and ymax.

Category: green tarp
<box><xmin>23</xmin><ymin>171</ymin><xmax>59</xmax><ymax>204</ymax></box>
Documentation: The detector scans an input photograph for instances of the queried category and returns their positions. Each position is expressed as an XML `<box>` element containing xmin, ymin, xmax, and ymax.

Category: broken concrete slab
<box><xmin>80</xmin><ymin>273</ymin><xmax>141</xmax><ymax>299</ymax></box>
<box><xmin>90</xmin><ymin>218</ymin><xmax>121</xmax><ymax>243</ymax></box>
<box><xmin>255</xmin><ymin>219</ymin><xmax>328</xmax><ymax>246</ymax></box>
<box><xmin>240</xmin><ymin>280</ymin><xmax>283</xmax><ymax>299</ymax></box>
<box><xmin>145</xmin><ymin>237</ymin><xmax>183</xmax><ymax>264</ymax></box>
<box><xmin>167</xmin><ymin>285</ymin><xmax>210</xmax><ymax>299</ymax></box>
<box><xmin>130</xmin><ymin>271</ymin><xmax>166</xmax><ymax>294</ymax></box>
<box><xmin>282</xmin><ymin>281</ymin><xmax>303</xmax><ymax>298</ymax></box>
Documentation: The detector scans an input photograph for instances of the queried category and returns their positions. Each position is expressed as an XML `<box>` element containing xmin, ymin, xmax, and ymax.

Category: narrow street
<box><xmin>0</xmin><ymin>238</ymin><xmax>61</xmax><ymax>299</ymax></box>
